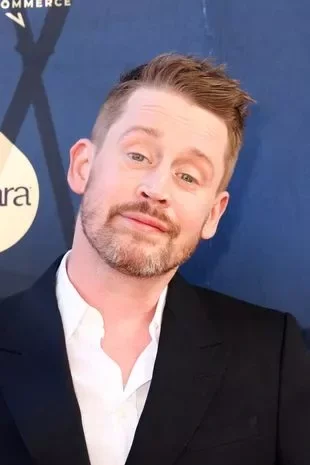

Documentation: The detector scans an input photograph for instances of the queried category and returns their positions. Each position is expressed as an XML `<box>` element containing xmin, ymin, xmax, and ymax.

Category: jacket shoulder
<box><xmin>0</xmin><ymin>256</ymin><xmax>61</xmax><ymax>335</ymax></box>
<box><xmin>0</xmin><ymin>289</ymin><xmax>29</xmax><ymax>335</ymax></box>
<box><xmin>191</xmin><ymin>283</ymin><xmax>292</xmax><ymax>349</ymax></box>
<box><xmin>195</xmin><ymin>284</ymin><xmax>286</xmax><ymax>320</ymax></box>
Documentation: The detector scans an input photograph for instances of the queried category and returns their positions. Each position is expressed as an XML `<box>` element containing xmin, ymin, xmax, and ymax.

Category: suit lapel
<box><xmin>126</xmin><ymin>274</ymin><xmax>231</xmax><ymax>465</ymax></box>
<box><xmin>0</xmin><ymin>262</ymin><xmax>230</xmax><ymax>465</ymax></box>
<box><xmin>0</xmin><ymin>259</ymin><xmax>90</xmax><ymax>465</ymax></box>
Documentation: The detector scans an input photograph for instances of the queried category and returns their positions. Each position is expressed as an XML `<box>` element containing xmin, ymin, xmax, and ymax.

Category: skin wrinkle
<box><xmin>135</xmin><ymin>104</ymin><xmax>226</xmax><ymax>141</ymax></box>
<box><xmin>110</xmin><ymin>90</ymin><xmax>228</xmax><ymax>190</ymax></box>
<box><xmin>120</xmin><ymin>129</ymin><xmax>215</xmax><ymax>186</ymax></box>
<box><xmin>120</xmin><ymin>126</ymin><xmax>215</xmax><ymax>168</ymax></box>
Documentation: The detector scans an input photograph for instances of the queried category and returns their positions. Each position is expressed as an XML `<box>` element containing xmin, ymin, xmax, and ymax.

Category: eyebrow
<box><xmin>118</xmin><ymin>125</ymin><xmax>162</xmax><ymax>141</ymax></box>
<box><xmin>119</xmin><ymin>125</ymin><xmax>214</xmax><ymax>169</ymax></box>
<box><xmin>184</xmin><ymin>147</ymin><xmax>214</xmax><ymax>171</ymax></box>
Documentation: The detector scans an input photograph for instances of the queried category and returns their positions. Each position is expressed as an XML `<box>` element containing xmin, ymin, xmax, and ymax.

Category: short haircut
<box><xmin>91</xmin><ymin>53</ymin><xmax>254</xmax><ymax>190</ymax></box>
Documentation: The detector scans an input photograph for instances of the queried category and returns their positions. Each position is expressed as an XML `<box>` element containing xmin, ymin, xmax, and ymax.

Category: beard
<box><xmin>80</xmin><ymin>190</ymin><xmax>203</xmax><ymax>278</ymax></box>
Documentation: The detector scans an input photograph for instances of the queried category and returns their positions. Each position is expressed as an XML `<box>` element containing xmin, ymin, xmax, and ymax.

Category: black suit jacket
<box><xmin>1</xmin><ymin>258</ymin><xmax>310</xmax><ymax>465</ymax></box>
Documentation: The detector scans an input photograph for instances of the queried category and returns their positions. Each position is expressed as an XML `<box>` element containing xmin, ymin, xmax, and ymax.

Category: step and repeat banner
<box><xmin>0</xmin><ymin>1</ymin><xmax>310</xmax><ymax>343</ymax></box>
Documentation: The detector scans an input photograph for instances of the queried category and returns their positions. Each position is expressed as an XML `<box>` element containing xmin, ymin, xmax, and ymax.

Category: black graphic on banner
<box><xmin>0</xmin><ymin>6</ymin><xmax>74</xmax><ymax>248</ymax></box>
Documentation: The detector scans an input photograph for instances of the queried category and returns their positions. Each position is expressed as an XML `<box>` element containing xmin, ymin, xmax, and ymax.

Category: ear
<box><xmin>201</xmin><ymin>191</ymin><xmax>230</xmax><ymax>240</ymax></box>
<box><xmin>67</xmin><ymin>139</ymin><xmax>95</xmax><ymax>195</ymax></box>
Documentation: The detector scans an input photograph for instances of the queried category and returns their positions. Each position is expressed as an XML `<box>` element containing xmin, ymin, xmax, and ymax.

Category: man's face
<box><xmin>69</xmin><ymin>87</ymin><xmax>229</xmax><ymax>277</ymax></box>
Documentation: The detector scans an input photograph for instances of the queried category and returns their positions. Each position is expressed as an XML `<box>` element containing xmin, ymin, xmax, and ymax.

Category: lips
<box><xmin>120</xmin><ymin>212</ymin><xmax>169</xmax><ymax>233</ymax></box>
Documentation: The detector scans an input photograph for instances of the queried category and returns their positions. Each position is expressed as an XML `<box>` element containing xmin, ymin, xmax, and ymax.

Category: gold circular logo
<box><xmin>0</xmin><ymin>132</ymin><xmax>39</xmax><ymax>253</ymax></box>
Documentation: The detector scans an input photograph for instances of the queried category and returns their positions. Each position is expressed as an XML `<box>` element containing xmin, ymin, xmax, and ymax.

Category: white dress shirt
<box><xmin>55</xmin><ymin>251</ymin><xmax>167</xmax><ymax>465</ymax></box>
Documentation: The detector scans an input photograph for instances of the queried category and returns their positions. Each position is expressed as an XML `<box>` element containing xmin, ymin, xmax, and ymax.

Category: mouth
<box><xmin>119</xmin><ymin>212</ymin><xmax>169</xmax><ymax>233</ymax></box>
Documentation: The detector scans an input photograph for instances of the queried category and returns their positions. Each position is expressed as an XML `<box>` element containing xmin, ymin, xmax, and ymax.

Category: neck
<box><xmin>66</xmin><ymin>226</ymin><xmax>176</xmax><ymax>326</ymax></box>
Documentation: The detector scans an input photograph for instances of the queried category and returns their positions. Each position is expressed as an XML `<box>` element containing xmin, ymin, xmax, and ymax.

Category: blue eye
<box><xmin>128</xmin><ymin>152</ymin><xmax>148</xmax><ymax>162</ymax></box>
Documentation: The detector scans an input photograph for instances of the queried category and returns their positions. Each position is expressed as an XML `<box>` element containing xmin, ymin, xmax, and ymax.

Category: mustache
<box><xmin>107</xmin><ymin>201</ymin><xmax>180</xmax><ymax>238</ymax></box>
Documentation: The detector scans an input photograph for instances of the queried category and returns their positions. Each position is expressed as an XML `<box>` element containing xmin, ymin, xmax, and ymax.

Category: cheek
<box><xmin>92</xmin><ymin>159</ymin><xmax>120</xmax><ymax>193</ymax></box>
<box><xmin>176</xmin><ymin>203</ymin><xmax>208</xmax><ymax>238</ymax></box>
<box><xmin>102</xmin><ymin>155</ymin><xmax>140</xmax><ymax>189</ymax></box>
<box><xmin>91</xmin><ymin>165</ymin><xmax>138</xmax><ymax>210</ymax></box>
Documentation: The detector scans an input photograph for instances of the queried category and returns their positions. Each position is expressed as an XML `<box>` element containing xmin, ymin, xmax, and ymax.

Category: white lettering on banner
<box><xmin>5</xmin><ymin>11</ymin><xmax>25</xmax><ymax>26</ymax></box>
<box><xmin>1</xmin><ymin>0</ymin><xmax>72</xmax><ymax>8</ymax></box>
<box><xmin>1</xmin><ymin>0</ymin><xmax>72</xmax><ymax>27</ymax></box>
<box><xmin>12</xmin><ymin>0</ymin><xmax>22</xmax><ymax>7</ymax></box>
<box><xmin>0</xmin><ymin>1</ymin><xmax>10</xmax><ymax>9</ymax></box>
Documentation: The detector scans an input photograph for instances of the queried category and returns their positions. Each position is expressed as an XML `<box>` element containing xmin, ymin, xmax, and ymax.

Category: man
<box><xmin>0</xmin><ymin>53</ymin><xmax>309</xmax><ymax>465</ymax></box>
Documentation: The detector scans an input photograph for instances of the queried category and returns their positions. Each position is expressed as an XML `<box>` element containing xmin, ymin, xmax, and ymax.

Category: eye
<box><xmin>127</xmin><ymin>152</ymin><xmax>150</xmax><ymax>163</ymax></box>
<box><xmin>178</xmin><ymin>173</ymin><xmax>198</xmax><ymax>184</ymax></box>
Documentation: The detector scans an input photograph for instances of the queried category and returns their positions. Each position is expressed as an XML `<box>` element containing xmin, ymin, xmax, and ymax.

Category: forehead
<box><xmin>117</xmin><ymin>87</ymin><xmax>228</xmax><ymax>148</ymax></box>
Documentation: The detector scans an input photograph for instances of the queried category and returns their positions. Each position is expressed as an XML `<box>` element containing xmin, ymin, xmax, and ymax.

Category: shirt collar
<box><xmin>56</xmin><ymin>251</ymin><xmax>167</xmax><ymax>343</ymax></box>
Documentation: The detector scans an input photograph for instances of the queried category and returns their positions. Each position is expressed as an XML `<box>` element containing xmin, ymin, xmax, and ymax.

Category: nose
<box><xmin>136</xmin><ymin>170</ymin><xmax>171</xmax><ymax>206</ymax></box>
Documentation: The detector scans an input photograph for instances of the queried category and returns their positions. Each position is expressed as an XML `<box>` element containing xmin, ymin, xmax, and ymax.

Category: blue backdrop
<box><xmin>0</xmin><ymin>0</ymin><xmax>309</xmax><ymax>342</ymax></box>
